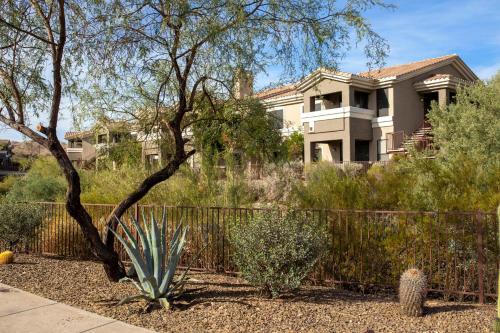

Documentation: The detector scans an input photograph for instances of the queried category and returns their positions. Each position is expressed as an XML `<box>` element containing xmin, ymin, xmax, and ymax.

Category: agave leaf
<box><xmin>119</xmin><ymin>277</ymin><xmax>148</xmax><ymax>295</ymax></box>
<box><xmin>130</xmin><ymin>214</ymin><xmax>152</xmax><ymax>274</ymax></box>
<box><xmin>169</xmin><ymin>220</ymin><xmax>183</xmax><ymax>255</ymax></box>
<box><xmin>140</xmin><ymin>275</ymin><xmax>159</xmax><ymax>299</ymax></box>
<box><xmin>160</xmin><ymin>207</ymin><xmax>167</xmax><ymax>275</ymax></box>
<box><xmin>168</xmin><ymin>242</ymin><xmax>207</xmax><ymax>297</ymax></box>
<box><xmin>158</xmin><ymin>297</ymin><xmax>170</xmax><ymax>310</ymax></box>
<box><xmin>117</xmin><ymin>294</ymin><xmax>149</xmax><ymax>306</ymax></box>
<box><xmin>113</xmin><ymin>216</ymin><xmax>138</xmax><ymax>251</ymax></box>
<box><xmin>150</xmin><ymin>212</ymin><xmax>163</xmax><ymax>285</ymax></box>
<box><xmin>110</xmin><ymin>228</ymin><xmax>150</xmax><ymax>284</ymax></box>
<box><xmin>160</xmin><ymin>226</ymin><xmax>188</xmax><ymax>295</ymax></box>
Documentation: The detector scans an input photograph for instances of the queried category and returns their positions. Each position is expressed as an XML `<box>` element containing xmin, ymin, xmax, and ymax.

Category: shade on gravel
<box><xmin>0</xmin><ymin>254</ymin><xmax>494</xmax><ymax>333</ymax></box>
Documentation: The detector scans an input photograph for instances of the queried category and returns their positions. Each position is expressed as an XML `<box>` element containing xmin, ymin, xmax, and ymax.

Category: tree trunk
<box><xmin>48</xmin><ymin>139</ymin><xmax>126</xmax><ymax>281</ymax></box>
<box><xmin>103</xmin><ymin>150</ymin><xmax>196</xmax><ymax>251</ymax></box>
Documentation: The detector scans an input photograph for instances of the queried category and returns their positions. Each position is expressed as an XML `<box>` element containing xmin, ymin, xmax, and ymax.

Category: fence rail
<box><xmin>5</xmin><ymin>202</ymin><xmax>497</xmax><ymax>303</ymax></box>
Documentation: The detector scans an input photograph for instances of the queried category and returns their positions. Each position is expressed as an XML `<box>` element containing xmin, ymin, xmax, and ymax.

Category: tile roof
<box><xmin>64</xmin><ymin>131</ymin><xmax>93</xmax><ymax>140</ymax></box>
<box><xmin>357</xmin><ymin>54</ymin><xmax>458</xmax><ymax>79</ymax></box>
<box><xmin>255</xmin><ymin>84</ymin><xmax>298</xmax><ymax>100</ymax></box>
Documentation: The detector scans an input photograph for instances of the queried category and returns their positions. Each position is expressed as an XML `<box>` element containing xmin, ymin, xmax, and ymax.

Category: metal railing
<box><xmin>8</xmin><ymin>202</ymin><xmax>498</xmax><ymax>303</ymax></box>
<box><xmin>386</xmin><ymin>131</ymin><xmax>405</xmax><ymax>151</ymax></box>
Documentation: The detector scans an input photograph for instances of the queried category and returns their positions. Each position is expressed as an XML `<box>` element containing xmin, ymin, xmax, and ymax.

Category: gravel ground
<box><xmin>0</xmin><ymin>254</ymin><xmax>494</xmax><ymax>333</ymax></box>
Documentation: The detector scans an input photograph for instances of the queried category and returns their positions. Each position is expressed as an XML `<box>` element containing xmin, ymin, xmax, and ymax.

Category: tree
<box><xmin>401</xmin><ymin>73</ymin><xmax>500</xmax><ymax>211</ymax></box>
<box><xmin>0</xmin><ymin>1</ymin><xmax>127</xmax><ymax>280</ymax></box>
<box><xmin>191</xmin><ymin>98</ymin><xmax>284</xmax><ymax>167</ymax></box>
<box><xmin>0</xmin><ymin>0</ymin><xmax>390</xmax><ymax>280</ymax></box>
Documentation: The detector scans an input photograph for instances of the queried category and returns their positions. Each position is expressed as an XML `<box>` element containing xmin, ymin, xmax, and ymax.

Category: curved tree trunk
<box><xmin>48</xmin><ymin>137</ymin><xmax>126</xmax><ymax>281</ymax></box>
<box><xmin>103</xmin><ymin>150</ymin><xmax>196</xmax><ymax>251</ymax></box>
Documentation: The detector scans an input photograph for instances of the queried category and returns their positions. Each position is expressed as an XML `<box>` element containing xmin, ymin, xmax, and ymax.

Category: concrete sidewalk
<box><xmin>0</xmin><ymin>283</ymin><xmax>155</xmax><ymax>333</ymax></box>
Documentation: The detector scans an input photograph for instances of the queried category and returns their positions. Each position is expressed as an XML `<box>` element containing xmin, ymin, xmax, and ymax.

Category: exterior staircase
<box><xmin>387</xmin><ymin>123</ymin><xmax>433</xmax><ymax>154</ymax></box>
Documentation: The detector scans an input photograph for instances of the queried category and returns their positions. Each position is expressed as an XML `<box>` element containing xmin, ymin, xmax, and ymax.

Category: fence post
<box><xmin>476</xmin><ymin>212</ymin><xmax>485</xmax><ymax>304</ymax></box>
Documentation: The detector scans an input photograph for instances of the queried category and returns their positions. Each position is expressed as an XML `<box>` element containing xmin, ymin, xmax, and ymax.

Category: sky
<box><xmin>2</xmin><ymin>0</ymin><xmax>499</xmax><ymax>142</ymax></box>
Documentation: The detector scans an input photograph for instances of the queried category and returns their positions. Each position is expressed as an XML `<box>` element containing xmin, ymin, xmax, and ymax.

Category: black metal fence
<box><xmin>13</xmin><ymin>202</ymin><xmax>498</xmax><ymax>303</ymax></box>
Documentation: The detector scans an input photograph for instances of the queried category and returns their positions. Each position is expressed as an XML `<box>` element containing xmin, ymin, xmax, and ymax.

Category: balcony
<box><xmin>386</xmin><ymin>131</ymin><xmax>405</xmax><ymax>152</ymax></box>
<box><xmin>66</xmin><ymin>147</ymin><xmax>83</xmax><ymax>153</ymax></box>
<box><xmin>301</xmin><ymin>106</ymin><xmax>375</xmax><ymax>132</ymax></box>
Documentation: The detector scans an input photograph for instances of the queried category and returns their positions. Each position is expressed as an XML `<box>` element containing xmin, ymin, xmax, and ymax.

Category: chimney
<box><xmin>233</xmin><ymin>69</ymin><xmax>253</xmax><ymax>99</ymax></box>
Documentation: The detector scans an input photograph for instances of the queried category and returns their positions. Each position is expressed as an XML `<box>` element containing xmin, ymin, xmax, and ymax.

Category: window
<box><xmin>354</xmin><ymin>91</ymin><xmax>369</xmax><ymax>109</ymax></box>
<box><xmin>354</xmin><ymin>140</ymin><xmax>370</xmax><ymax>161</ymax></box>
<box><xmin>313</xmin><ymin>144</ymin><xmax>322</xmax><ymax>162</ymax></box>
<box><xmin>269</xmin><ymin>109</ymin><xmax>284</xmax><ymax>129</ymax></box>
<box><xmin>97</xmin><ymin>134</ymin><xmax>107</xmax><ymax>144</ymax></box>
<box><xmin>69</xmin><ymin>139</ymin><xmax>82</xmax><ymax>148</ymax></box>
<box><xmin>449</xmin><ymin>91</ymin><xmax>457</xmax><ymax>104</ymax></box>
<box><xmin>314</xmin><ymin>101</ymin><xmax>322</xmax><ymax>111</ymax></box>
<box><xmin>377</xmin><ymin>139</ymin><xmax>389</xmax><ymax>161</ymax></box>
<box><xmin>376</xmin><ymin>89</ymin><xmax>389</xmax><ymax>117</ymax></box>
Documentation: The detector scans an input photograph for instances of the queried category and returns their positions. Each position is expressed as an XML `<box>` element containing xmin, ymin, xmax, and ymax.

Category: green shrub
<box><xmin>0</xmin><ymin>203</ymin><xmax>44</xmax><ymax>250</ymax></box>
<box><xmin>5</xmin><ymin>157</ymin><xmax>66</xmax><ymax>202</ymax></box>
<box><xmin>291</xmin><ymin>162</ymin><xmax>370</xmax><ymax>209</ymax></box>
<box><xmin>231</xmin><ymin>210</ymin><xmax>327</xmax><ymax>297</ymax></box>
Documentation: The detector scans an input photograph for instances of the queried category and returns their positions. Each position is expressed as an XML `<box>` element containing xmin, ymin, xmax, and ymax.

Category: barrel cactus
<box><xmin>0</xmin><ymin>250</ymin><xmax>14</xmax><ymax>265</ymax></box>
<box><xmin>399</xmin><ymin>268</ymin><xmax>427</xmax><ymax>317</ymax></box>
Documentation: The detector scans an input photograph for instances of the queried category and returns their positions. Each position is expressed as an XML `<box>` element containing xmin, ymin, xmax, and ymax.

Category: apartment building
<box><xmin>65</xmin><ymin>121</ymin><xmax>133</xmax><ymax>168</ymax></box>
<box><xmin>256</xmin><ymin>54</ymin><xmax>477</xmax><ymax>163</ymax></box>
<box><xmin>64</xmin><ymin>55</ymin><xmax>477</xmax><ymax>167</ymax></box>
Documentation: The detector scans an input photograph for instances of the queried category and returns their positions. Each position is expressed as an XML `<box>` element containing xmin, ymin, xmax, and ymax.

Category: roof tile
<box><xmin>357</xmin><ymin>54</ymin><xmax>457</xmax><ymax>79</ymax></box>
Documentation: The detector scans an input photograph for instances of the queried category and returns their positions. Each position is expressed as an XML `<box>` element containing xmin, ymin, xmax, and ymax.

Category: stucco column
<box><xmin>342</xmin><ymin>138</ymin><xmax>352</xmax><ymax>162</ymax></box>
<box><xmin>304</xmin><ymin>140</ymin><xmax>312</xmax><ymax>164</ymax></box>
<box><xmin>438</xmin><ymin>88</ymin><xmax>448</xmax><ymax>106</ymax></box>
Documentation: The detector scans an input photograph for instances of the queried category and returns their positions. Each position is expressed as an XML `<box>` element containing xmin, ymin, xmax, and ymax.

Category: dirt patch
<box><xmin>0</xmin><ymin>254</ymin><xmax>494</xmax><ymax>333</ymax></box>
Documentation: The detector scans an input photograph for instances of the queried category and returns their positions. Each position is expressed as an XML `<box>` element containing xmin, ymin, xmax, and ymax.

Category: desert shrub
<box><xmin>291</xmin><ymin>162</ymin><xmax>370</xmax><ymax>209</ymax></box>
<box><xmin>5</xmin><ymin>157</ymin><xmax>66</xmax><ymax>202</ymax></box>
<box><xmin>0</xmin><ymin>202</ymin><xmax>43</xmax><ymax>250</ymax></box>
<box><xmin>231</xmin><ymin>210</ymin><xmax>327</xmax><ymax>297</ymax></box>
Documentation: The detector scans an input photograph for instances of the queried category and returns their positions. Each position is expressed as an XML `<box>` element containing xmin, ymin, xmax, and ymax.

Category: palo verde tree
<box><xmin>0</xmin><ymin>0</ymin><xmax>129</xmax><ymax>280</ymax></box>
<box><xmin>0</xmin><ymin>0</ymin><xmax>390</xmax><ymax>280</ymax></box>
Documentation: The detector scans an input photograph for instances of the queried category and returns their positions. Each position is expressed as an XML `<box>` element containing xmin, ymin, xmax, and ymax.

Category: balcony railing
<box><xmin>66</xmin><ymin>147</ymin><xmax>83</xmax><ymax>153</ymax></box>
<box><xmin>386</xmin><ymin>131</ymin><xmax>405</xmax><ymax>152</ymax></box>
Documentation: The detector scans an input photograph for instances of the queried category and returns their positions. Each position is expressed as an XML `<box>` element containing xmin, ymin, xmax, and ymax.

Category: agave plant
<box><xmin>110</xmin><ymin>211</ymin><xmax>190</xmax><ymax>309</ymax></box>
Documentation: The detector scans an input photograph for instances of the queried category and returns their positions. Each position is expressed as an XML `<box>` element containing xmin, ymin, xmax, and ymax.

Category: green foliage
<box><xmin>282</xmin><ymin>131</ymin><xmax>304</xmax><ymax>161</ymax></box>
<box><xmin>112</xmin><ymin>211</ymin><xmax>190</xmax><ymax>309</ymax></box>
<box><xmin>231</xmin><ymin>210</ymin><xmax>327</xmax><ymax>297</ymax></box>
<box><xmin>292</xmin><ymin>162</ymin><xmax>370</xmax><ymax>209</ymax></box>
<box><xmin>429</xmin><ymin>74</ymin><xmax>500</xmax><ymax>166</ymax></box>
<box><xmin>192</xmin><ymin>98</ymin><xmax>284</xmax><ymax>166</ymax></box>
<box><xmin>0</xmin><ymin>203</ymin><xmax>43</xmax><ymax>250</ymax></box>
<box><xmin>402</xmin><ymin>74</ymin><xmax>500</xmax><ymax>211</ymax></box>
<box><xmin>104</xmin><ymin>139</ymin><xmax>142</xmax><ymax>168</ymax></box>
<box><xmin>5</xmin><ymin>158</ymin><xmax>66</xmax><ymax>203</ymax></box>
<box><xmin>0</xmin><ymin>176</ymin><xmax>17</xmax><ymax>197</ymax></box>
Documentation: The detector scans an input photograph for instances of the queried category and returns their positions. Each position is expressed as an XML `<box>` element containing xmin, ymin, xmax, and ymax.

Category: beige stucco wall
<box><xmin>304</xmin><ymin>117</ymin><xmax>372</xmax><ymax>163</ymax></box>
<box><xmin>267</xmin><ymin>101</ymin><xmax>302</xmax><ymax>130</ymax></box>
<box><xmin>392</xmin><ymin>64</ymin><xmax>465</xmax><ymax>134</ymax></box>
<box><xmin>303</xmin><ymin>79</ymin><xmax>352</xmax><ymax>113</ymax></box>
<box><xmin>370</xmin><ymin>125</ymin><xmax>395</xmax><ymax>161</ymax></box>
<box><xmin>82</xmin><ymin>139</ymin><xmax>96</xmax><ymax>161</ymax></box>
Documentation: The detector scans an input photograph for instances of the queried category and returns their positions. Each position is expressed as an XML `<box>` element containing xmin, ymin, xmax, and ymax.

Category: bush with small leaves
<box><xmin>231</xmin><ymin>210</ymin><xmax>327</xmax><ymax>297</ymax></box>
<box><xmin>0</xmin><ymin>202</ymin><xmax>44</xmax><ymax>251</ymax></box>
